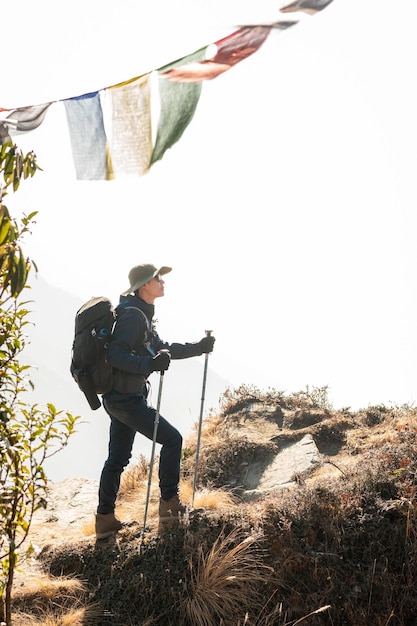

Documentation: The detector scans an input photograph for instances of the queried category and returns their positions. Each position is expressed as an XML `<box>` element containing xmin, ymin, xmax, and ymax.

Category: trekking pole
<box><xmin>142</xmin><ymin>370</ymin><xmax>165</xmax><ymax>535</ymax></box>
<box><xmin>192</xmin><ymin>330</ymin><xmax>213</xmax><ymax>507</ymax></box>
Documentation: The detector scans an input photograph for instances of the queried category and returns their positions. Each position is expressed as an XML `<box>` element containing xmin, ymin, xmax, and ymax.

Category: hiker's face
<box><xmin>139</xmin><ymin>274</ymin><xmax>165</xmax><ymax>303</ymax></box>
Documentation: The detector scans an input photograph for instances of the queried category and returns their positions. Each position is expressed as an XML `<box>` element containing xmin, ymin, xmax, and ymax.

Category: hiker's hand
<box><xmin>151</xmin><ymin>350</ymin><xmax>171</xmax><ymax>372</ymax></box>
<box><xmin>199</xmin><ymin>335</ymin><xmax>215</xmax><ymax>354</ymax></box>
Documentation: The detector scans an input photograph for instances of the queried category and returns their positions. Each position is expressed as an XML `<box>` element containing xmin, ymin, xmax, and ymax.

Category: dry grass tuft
<box><xmin>12</xmin><ymin>575</ymin><xmax>94</xmax><ymax>625</ymax></box>
<box><xmin>181</xmin><ymin>528</ymin><xmax>272</xmax><ymax>626</ymax></box>
<box><xmin>14</xmin><ymin>574</ymin><xmax>85</xmax><ymax>601</ymax></box>
<box><xmin>80</xmin><ymin>519</ymin><xmax>95</xmax><ymax>537</ymax></box>
<box><xmin>118</xmin><ymin>453</ymin><xmax>150</xmax><ymax>498</ymax></box>
<box><xmin>13</xmin><ymin>607</ymin><xmax>87</xmax><ymax>626</ymax></box>
<box><xmin>185</xmin><ymin>411</ymin><xmax>226</xmax><ymax>448</ymax></box>
<box><xmin>195</xmin><ymin>488</ymin><xmax>239</xmax><ymax>511</ymax></box>
<box><xmin>178</xmin><ymin>481</ymin><xmax>237</xmax><ymax>511</ymax></box>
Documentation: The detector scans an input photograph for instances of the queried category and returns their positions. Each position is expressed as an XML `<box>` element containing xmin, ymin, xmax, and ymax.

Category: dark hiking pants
<box><xmin>97</xmin><ymin>391</ymin><xmax>182</xmax><ymax>514</ymax></box>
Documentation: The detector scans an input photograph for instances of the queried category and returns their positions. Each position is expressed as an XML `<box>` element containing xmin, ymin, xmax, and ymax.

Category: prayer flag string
<box><xmin>0</xmin><ymin>1</ymin><xmax>333</xmax><ymax>179</ymax></box>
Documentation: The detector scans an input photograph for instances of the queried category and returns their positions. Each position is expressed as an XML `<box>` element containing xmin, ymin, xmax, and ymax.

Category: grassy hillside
<box><xmin>11</xmin><ymin>385</ymin><xmax>417</xmax><ymax>625</ymax></box>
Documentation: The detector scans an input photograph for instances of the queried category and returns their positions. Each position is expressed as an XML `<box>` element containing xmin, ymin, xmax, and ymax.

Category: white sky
<box><xmin>4</xmin><ymin>0</ymin><xmax>417</xmax><ymax>411</ymax></box>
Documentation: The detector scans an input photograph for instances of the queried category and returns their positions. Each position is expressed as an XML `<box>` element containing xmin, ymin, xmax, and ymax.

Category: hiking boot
<box><xmin>95</xmin><ymin>513</ymin><xmax>123</xmax><ymax>539</ymax></box>
<box><xmin>158</xmin><ymin>495</ymin><xmax>204</xmax><ymax>533</ymax></box>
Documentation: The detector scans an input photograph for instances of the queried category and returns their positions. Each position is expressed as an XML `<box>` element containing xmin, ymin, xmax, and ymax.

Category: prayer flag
<box><xmin>151</xmin><ymin>48</ymin><xmax>206</xmax><ymax>164</ymax></box>
<box><xmin>64</xmin><ymin>92</ymin><xmax>111</xmax><ymax>180</ymax></box>
<box><xmin>160</xmin><ymin>26</ymin><xmax>272</xmax><ymax>83</ymax></box>
<box><xmin>4</xmin><ymin>103</ymin><xmax>51</xmax><ymax>132</ymax></box>
<box><xmin>280</xmin><ymin>0</ymin><xmax>334</xmax><ymax>15</ymax></box>
<box><xmin>108</xmin><ymin>75</ymin><xmax>152</xmax><ymax>177</ymax></box>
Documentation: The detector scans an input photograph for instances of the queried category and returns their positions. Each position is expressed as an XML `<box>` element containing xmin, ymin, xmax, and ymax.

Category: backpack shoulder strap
<box><xmin>123</xmin><ymin>306</ymin><xmax>156</xmax><ymax>356</ymax></box>
<box><xmin>124</xmin><ymin>306</ymin><xmax>150</xmax><ymax>327</ymax></box>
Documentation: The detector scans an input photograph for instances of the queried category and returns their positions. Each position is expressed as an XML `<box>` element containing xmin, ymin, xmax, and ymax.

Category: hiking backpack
<box><xmin>70</xmin><ymin>297</ymin><xmax>116</xmax><ymax>410</ymax></box>
<box><xmin>70</xmin><ymin>296</ymin><xmax>150</xmax><ymax>410</ymax></box>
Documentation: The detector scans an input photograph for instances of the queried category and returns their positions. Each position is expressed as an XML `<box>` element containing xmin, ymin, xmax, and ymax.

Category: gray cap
<box><xmin>121</xmin><ymin>264</ymin><xmax>172</xmax><ymax>296</ymax></box>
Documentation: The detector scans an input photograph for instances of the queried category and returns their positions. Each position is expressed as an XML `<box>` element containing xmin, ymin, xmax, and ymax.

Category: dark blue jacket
<box><xmin>107</xmin><ymin>294</ymin><xmax>204</xmax><ymax>394</ymax></box>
